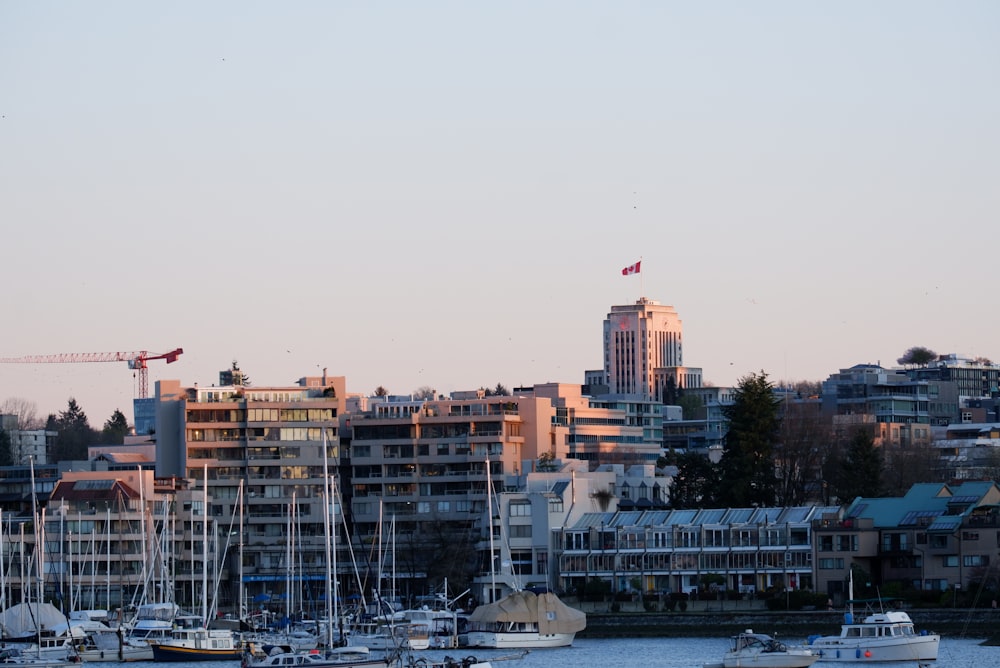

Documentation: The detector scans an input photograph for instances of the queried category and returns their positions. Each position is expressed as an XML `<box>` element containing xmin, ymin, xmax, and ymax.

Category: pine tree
<box><xmin>52</xmin><ymin>398</ymin><xmax>97</xmax><ymax>462</ymax></box>
<box><xmin>717</xmin><ymin>371</ymin><xmax>782</xmax><ymax>507</ymax></box>
<box><xmin>838</xmin><ymin>429</ymin><xmax>884</xmax><ymax>501</ymax></box>
<box><xmin>102</xmin><ymin>409</ymin><xmax>130</xmax><ymax>445</ymax></box>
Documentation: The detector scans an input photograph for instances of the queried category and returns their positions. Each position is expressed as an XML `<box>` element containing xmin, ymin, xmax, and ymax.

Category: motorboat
<box><xmin>704</xmin><ymin>630</ymin><xmax>818</xmax><ymax>668</ymax></box>
<box><xmin>147</xmin><ymin>614</ymin><xmax>243</xmax><ymax>662</ymax></box>
<box><xmin>805</xmin><ymin>609</ymin><xmax>939</xmax><ymax>662</ymax></box>
<box><xmin>242</xmin><ymin>645</ymin><xmax>399</xmax><ymax>668</ymax></box>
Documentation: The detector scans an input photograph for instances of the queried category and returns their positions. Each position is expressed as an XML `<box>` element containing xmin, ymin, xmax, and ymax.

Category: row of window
<box><xmin>187</xmin><ymin>427</ymin><xmax>335</xmax><ymax>442</ymax></box>
<box><xmin>187</xmin><ymin>408</ymin><xmax>336</xmax><ymax>423</ymax></box>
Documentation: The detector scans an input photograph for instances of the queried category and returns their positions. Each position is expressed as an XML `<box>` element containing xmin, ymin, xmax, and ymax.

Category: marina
<box><xmin>53</xmin><ymin>636</ymin><xmax>998</xmax><ymax>668</ymax></box>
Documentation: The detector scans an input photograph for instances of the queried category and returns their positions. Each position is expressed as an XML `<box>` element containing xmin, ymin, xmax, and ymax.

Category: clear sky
<box><xmin>2</xmin><ymin>2</ymin><xmax>998</xmax><ymax>428</ymax></box>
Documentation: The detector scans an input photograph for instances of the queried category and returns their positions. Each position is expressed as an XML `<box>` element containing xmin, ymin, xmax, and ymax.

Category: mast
<box><xmin>322</xmin><ymin>431</ymin><xmax>334</xmax><ymax>648</ymax></box>
<box><xmin>202</xmin><ymin>464</ymin><xmax>208</xmax><ymax>626</ymax></box>
<box><xmin>485</xmin><ymin>456</ymin><xmax>495</xmax><ymax>602</ymax></box>
<box><xmin>238</xmin><ymin>480</ymin><xmax>245</xmax><ymax>626</ymax></box>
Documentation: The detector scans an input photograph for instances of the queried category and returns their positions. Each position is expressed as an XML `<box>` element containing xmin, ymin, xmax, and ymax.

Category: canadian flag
<box><xmin>621</xmin><ymin>261</ymin><xmax>641</xmax><ymax>276</ymax></box>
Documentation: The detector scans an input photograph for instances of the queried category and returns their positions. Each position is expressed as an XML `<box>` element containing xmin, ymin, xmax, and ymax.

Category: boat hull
<box><xmin>464</xmin><ymin>631</ymin><xmax>576</xmax><ymax>649</ymax></box>
<box><xmin>722</xmin><ymin>651</ymin><xmax>818</xmax><ymax>668</ymax></box>
<box><xmin>149</xmin><ymin>644</ymin><xmax>244</xmax><ymax>662</ymax></box>
<box><xmin>806</xmin><ymin>635</ymin><xmax>938</xmax><ymax>662</ymax></box>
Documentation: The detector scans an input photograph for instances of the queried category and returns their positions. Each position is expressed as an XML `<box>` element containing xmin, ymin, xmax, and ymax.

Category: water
<box><xmin>82</xmin><ymin>636</ymin><xmax>997</xmax><ymax>668</ymax></box>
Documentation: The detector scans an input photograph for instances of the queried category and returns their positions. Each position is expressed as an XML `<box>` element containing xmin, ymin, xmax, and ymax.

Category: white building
<box><xmin>600</xmin><ymin>298</ymin><xmax>702</xmax><ymax>400</ymax></box>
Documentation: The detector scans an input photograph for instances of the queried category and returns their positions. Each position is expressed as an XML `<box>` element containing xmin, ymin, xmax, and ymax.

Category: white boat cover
<box><xmin>0</xmin><ymin>603</ymin><xmax>70</xmax><ymax>638</ymax></box>
<box><xmin>468</xmin><ymin>591</ymin><xmax>586</xmax><ymax>635</ymax></box>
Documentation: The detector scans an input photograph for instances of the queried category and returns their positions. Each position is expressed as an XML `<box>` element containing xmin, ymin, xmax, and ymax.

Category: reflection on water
<box><xmin>81</xmin><ymin>635</ymin><xmax>995</xmax><ymax>668</ymax></box>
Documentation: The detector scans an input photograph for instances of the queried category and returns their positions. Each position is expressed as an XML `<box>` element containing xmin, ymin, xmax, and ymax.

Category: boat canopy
<box><xmin>468</xmin><ymin>591</ymin><xmax>586</xmax><ymax>635</ymax></box>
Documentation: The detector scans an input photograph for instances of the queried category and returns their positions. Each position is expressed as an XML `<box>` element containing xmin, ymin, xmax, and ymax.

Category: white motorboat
<box><xmin>805</xmin><ymin>609</ymin><xmax>939</xmax><ymax>663</ymax></box>
<box><xmin>703</xmin><ymin>630</ymin><xmax>818</xmax><ymax>668</ymax></box>
<box><xmin>243</xmin><ymin>645</ymin><xmax>399</xmax><ymax>668</ymax></box>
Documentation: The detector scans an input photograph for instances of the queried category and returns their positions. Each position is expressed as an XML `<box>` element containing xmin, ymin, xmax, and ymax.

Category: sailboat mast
<box><xmin>322</xmin><ymin>431</ymin><xmax>335</xmax><ymax>648</ymax></box>
<box><xmin>485</xmin><ymin>456</ymin><xmax>495</xmax><ymax>602</ymax></box>
<box><xmin>238</xmin><ymin>480</ymin><xmax>244</xmax><ymax>625</ymax></box>
<box><xmin>202</xmin><ymin>464</ymin><xmax>208</xmax><ymax>626</ymax></box>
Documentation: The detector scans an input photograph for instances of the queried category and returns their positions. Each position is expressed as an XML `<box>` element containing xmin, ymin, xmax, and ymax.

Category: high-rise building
<box><xmin>153</xmin><ymin>371</ymin><xmax>346</xmax><ymax>609</ymax></box>
<box><xmin>600</xmin><ymin>298</ymin><xmax>702</xmax><ymax>399</ymax></box>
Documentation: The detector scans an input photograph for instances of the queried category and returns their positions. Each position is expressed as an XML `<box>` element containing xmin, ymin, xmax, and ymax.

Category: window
<box><xmin>943</xmin><ymin>555</ymin><xmax>958</xmax><ymax>567</ymax></box>
<box><xmin>837</xmin><ymin>535</ymin><xmax>857</xmax><ymax>552</ymax></box>
<box><xmin>510</xmin><ymin>501</ymin><xmax>531</xmax><ymax>517</ymax></box>
<box><xmin>819</xmin><ymin>535</ymin><xmax>833</xmax><ymax>551</ymax></box>
<box><xmin>964</xmin><ymin>554</ymin><xmax>989</xmax><ymax>567</ymax></box>
<box><xmin>930</xmin><ymin>535</ymin><xmax>948</xmax><ymax>549</ymax></box>
<box><xmin>819</xmin><ymin>558</ymin><xmax>844</xmax><ymax>569</ymax></box>
<box><xmin>548</xmin><ymin>497</ymin><xmax>563</xmax><ymax>513</ymax></box>
<box><xmin>510</xmin><ymin>525</ymin><xmax>532</xmax><ymax>538</ymax></box>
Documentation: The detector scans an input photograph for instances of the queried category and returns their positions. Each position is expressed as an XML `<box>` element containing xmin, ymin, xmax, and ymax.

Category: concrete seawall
<box><xmin>576</xmin><ymin>604</ymin><xmax>999</xmax><ymax>639</ymax></box>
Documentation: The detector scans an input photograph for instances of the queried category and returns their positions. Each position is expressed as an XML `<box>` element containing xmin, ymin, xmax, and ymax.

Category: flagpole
<box><xmin>640</xmin><ymin>255</ymin><xmax>644</xmax><ymax>299</ymax></box>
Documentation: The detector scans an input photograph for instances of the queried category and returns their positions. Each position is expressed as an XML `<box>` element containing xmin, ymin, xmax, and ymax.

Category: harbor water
<box><xmin>81</xmin><ymin>635</ymin><xmax>997</xmax><ymax>668</ymax></box>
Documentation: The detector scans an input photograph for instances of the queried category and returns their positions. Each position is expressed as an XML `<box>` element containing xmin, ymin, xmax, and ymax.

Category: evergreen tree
<box><xmin>0</xmin><ymin>429</ymin><xmax>14</xmax><ymax>466</ymax></box>
<box><xmin>101</xmin><ymin>409</ymin><xmax>130</xmax><ymax>445</ymax></box>
<box><xmin>669</xmin><ymin>451</ymin><xmax>720</xmax><ymax>509</ymax></box>
<box><xmin>52</xmin><ymin>398</ymin><xmax>97</xmax><ymax>462</ymax></box>
<box><xmin>717</xmin><ymin>371</ymin><xmax>782</xmax><ymax>507</ymax></box>
<box><xmin>838</xmin><ymin>429</ymin><xmax>884</xmax><ymax>501</ymax></box>
<box><xmin>662</xmin><ymin>376</ymin><xmax>679</xmax><ymax>405</ymax></box>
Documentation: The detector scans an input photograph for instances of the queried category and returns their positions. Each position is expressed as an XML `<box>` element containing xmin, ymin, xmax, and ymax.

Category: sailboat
<box><xmin>148</xmin><ymin>466</ymin><xmax>243</xmax><ymax>662</ymax></box>
<box><xmin>245</xmin><ymin>434</ymin><xmax>398</xmax><ymax>668</ymax></box>
<box><xmin>465</xmin><ymin>458</ymin><xmax>585</xmax><ymax>649</ymax></box>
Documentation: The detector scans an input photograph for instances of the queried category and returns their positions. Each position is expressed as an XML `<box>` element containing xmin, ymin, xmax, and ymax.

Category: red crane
<box><xmin>0</xmin><ymin>348</ymin><xmax>183</xmax><ymax>398</ymax></box>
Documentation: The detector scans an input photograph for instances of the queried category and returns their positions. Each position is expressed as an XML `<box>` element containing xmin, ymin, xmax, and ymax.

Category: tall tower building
<box><xmin>602</xmin><ymin>297</ymin><xmax>701</xmax><ymax>399</ymax></box>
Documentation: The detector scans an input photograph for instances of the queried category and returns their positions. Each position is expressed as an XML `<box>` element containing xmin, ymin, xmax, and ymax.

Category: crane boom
<box><xmin>0</xmin><ymin>347</ymin><xmax>184</xmax><ymax>398</ymax></box>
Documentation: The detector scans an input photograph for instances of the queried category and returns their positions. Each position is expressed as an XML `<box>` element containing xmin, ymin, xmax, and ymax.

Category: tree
<box><xmin>220</xmin><ymin>360</ymin><xmax>250</xmax><ymax>386</ymax></box>
<box><xmin>837</xmin><ymin>429</ymin><xmax>884</xmax><ymax>501</ymax></box>
<box><xmin>0</xmin><ymin>397</ymin><xmax>41</xmax><ymax>430</ymax></box>
<box><xmin>374</xmin><ymin>386</ymin><xmax>389</xmax><ymax>397</ymax></box>
<box><xmin>897</xmin><ymin>346</ymin><xmax>938</xmax><ymax>367</ymax></box>
<box><xmin>51</xmin><ymin>398</ymin><xmax>97</xmax><ymax>462</ymax></box>
<box><xmin>774</xmin><ymin>399</ymin><xmax>832</xmax><ymax>506</ymax></box>
<box><xmin>0</xmin><ymin>429</ymin><xmax>14</xmax><ymax>466</ymax></box>
<box><xmin>669</xmin><ymin>451</ymin><xmax>720</xmax><ymax>509</ymax></box>
<box><xmin>883</xmin><ymin>443</ymin><xmax>939</xmax><ymax>496</ymax></box>
<box><xmin>717</xmin><ymin>371</ymin><xmax>782</xmax><ymax>507</ymax></box>
<box><xmin>677</xmin><ymin>392</ymin><xmax>704</xmax><ymax>420</ymax></box>
<box><xmin>101</xmin><ymin>409</ymin><xmax>130</xmax><ymax>445</ymax></box>
<box><xmin>412</xmin><ymin>386</ymin><xmax>436</xmax><ymax>400</ymax></box>
<box><xmin>661</xmin><ymin>376</ymin><xmax>679</xmax><ymax>405</ymax></box>
<box><xmin>481</xmin><ymin>384</ymin><xmax>510</xmax><ymax>397</ymax></box>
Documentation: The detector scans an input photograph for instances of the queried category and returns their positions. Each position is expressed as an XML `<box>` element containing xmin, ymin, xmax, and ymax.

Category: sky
<box><xmin>2</xmin><ymin>2</ymin><xmax>999</xmax><ymax>428</ymax></box>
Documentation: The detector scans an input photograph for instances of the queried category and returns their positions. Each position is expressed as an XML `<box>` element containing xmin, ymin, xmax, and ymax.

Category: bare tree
<box><xmin>774</xmin><ymin>400</ymin><xmax>833</xmax><ymax>505</ymax></box>
<box><xmin>1</xmin><ymin>397</ymin><xmax>42</xmax><ymax>430</ymax></box>
<box><xmin>412</xmin><ymin>386</ymin><xmax>436</xmax><ymax>400</ymax></box>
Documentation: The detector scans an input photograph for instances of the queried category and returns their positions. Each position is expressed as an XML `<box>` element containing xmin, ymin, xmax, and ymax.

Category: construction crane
<box><xmin>0</xmin><ymin>348</ymin><xmax>183</xmax><ymax>398</ymax></box>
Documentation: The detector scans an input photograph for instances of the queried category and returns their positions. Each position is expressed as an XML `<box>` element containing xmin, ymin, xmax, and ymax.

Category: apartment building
<box><xmin>813</xmin><ymin>481</ymin><xmax>1000</xmax><ymax>599</ymax></box>
<box><xmin>472</xmin><ymin>460</ymin><xmax>618</xmax><ymax>603</ymax></box>
<box><xmin>556</xmin><ymin>504</ymin><xmax>835</xmax><ymax>598</ymax></box>
<box><xmin>153</xmin><ymin>371</ymin><xmax>346</xmax><ymax>610</ymax></box>
<box><xmin>346</xmin><ymin>392</ymin><xmax>557</xmax><ymax>597</ymax></box>
<box><xmin>29</xmin><ymin>469</ymin><xmax>181</xmax><ymax>610</ymax></box>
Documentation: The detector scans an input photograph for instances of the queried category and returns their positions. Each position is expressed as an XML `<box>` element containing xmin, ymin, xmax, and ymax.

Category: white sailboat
<box><xmin>465</xmin><ymin>457</ymin><xmax>585</xmax><ymax>649</ymax></box>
